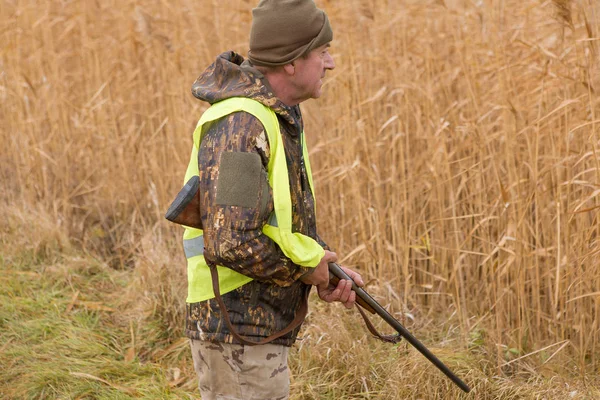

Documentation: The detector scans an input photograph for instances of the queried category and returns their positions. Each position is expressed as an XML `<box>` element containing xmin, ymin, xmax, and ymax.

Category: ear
<box><xmin>283</xmin><ymin>63</ymin><xmax>295</xmax><ymax>76</ymax></box>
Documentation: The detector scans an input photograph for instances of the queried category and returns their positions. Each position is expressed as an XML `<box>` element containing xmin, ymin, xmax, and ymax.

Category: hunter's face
<box><xmin>290</xmin><ymin>43</ymin><xmax>335</xmax><ymax>101</ymax></box>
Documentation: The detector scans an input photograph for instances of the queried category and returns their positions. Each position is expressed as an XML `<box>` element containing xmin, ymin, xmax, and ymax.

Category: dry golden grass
<box><xmin>1</xmin><ymin>0</ymin><xmax>600</xmax><ymax>398</ymax></box>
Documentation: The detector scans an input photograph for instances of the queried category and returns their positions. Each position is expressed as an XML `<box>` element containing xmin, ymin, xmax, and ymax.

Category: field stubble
<box><xmin>1</xmin><ymin>0</ymin><xmax>600</xmax><ymax>398</ymax></box>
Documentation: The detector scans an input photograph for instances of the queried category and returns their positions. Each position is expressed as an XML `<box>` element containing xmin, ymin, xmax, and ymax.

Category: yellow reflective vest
<box><xmin>182</xmin><ymin>97</ymin><xmax>325</xmax><ymax>303</ymax></box>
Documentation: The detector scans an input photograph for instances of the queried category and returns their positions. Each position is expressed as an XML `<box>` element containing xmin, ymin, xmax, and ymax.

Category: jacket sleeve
<box><xmin>198</xmin><ymin>111</ymin><xmax>314</xmax><ymax>287</ymax></box>
<box><xmin>315</xmin><ymin>234</ymin><xmax>330</xmax><ymax>251</ymax></box>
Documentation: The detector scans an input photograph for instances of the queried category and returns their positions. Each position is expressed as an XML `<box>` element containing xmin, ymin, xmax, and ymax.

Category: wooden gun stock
<box><xmin>164</xmin><ymin>176</ymin><xmax>203</xmax><ymax>229</ymax></box>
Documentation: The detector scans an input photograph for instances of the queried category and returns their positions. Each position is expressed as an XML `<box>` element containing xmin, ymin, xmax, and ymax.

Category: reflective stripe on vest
<box><xmin>183</xmin><ymin>97</ymin><xmax>325</xmax><ymax>304</ymax></box>
<box><xmin>183</xmin><ymin>235</ymin><xmax>204</xmax><ymax>258</ymax></box>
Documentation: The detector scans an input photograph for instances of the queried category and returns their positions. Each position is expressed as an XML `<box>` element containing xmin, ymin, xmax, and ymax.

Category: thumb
<box><xmin>325</xmin><ymin>251</ymin><xmax>338</xmax><ymax>262</ymax></box>
<box><xmin>317</xmin><ymin>281</ymin><xmax>329</xmax><ymax>293</ymax></box>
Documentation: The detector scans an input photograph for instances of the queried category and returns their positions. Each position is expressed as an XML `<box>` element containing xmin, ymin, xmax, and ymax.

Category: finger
<box><xmin>317</xmin><ymin>281</ymin><xmax>330</xmax><ymax>294</ymax></box>
<box><xmin>330</xmin><ymin>282</ymin><xmax>345</xmax><ymax>302</ymax></box>
<box><xmin>344</xmin><ymin>291</ymin><xmax>356</xmax><ymax>309</ymax></box>
<box><xmin>316</xmin><ymin>286</ymin><xmax>329</xmax><ymax>302</ymax></box>
<box><xmin>338</xmin><ymin>279</ymin><xmax>353</xmax><ymax>304</ymax></box>
<box><xmin>353</xmin><ymin>273</ymin><xmax>364</xmax><ymax>287</ymax></box>
<box><xmin>341</xmin><ymin>266</ymin><xmax>364</xmax><ymax>287</ymax></box>
<box><xmin>318</xmin><ymin>285</ymin><xmax>339</xmax><ymax>303</ymax></box>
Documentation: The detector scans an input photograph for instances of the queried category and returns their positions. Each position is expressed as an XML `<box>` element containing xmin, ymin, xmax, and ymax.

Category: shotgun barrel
<box><xmin>328</xmin><ymin>262</ymin><xmax>471</xmax><ymax>393</ymax></box>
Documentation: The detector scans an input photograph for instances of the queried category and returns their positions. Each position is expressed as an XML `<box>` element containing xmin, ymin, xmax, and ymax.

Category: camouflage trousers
<box><xmin>190</xmin><ymin>339</ymin><xmax>290</xmax><ymax>400</ymax></box>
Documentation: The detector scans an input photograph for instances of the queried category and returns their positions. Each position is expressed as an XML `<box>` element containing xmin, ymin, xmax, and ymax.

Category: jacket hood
<box><xmin>191</xmin><ymin>51</ymin><xmax>301</xmax><ymax>128</ymax></box>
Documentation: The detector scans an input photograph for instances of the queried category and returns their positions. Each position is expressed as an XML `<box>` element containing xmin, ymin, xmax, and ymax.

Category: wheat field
<box><xmin>1</xmin><ymin>0</ymin><xmax>600</xmax><ymax>398</ymax></box>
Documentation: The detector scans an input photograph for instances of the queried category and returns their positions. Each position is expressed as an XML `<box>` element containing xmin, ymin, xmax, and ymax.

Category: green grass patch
<box><xmin>0</xmin><ymin>252</ymin><xmax>195</xmax><ymax>399</ymax></box>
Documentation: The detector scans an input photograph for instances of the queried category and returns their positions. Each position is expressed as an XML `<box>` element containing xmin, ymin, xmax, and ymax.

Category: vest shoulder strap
<box><xmin>193</xmin><ymin>98</ymin><xmax>280</xmax><ymax>171</ymax></box>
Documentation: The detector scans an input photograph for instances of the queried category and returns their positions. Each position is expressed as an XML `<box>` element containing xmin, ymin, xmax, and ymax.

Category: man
<box><xmin>181</xmin><ymin>1</ymin><xmax>364</xmax><ymax>398</ymax></box>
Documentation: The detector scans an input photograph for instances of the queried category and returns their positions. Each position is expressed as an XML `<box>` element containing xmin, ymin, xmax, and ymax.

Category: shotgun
<box><xmin>165</xmin><ymin>179</ymin><xmax>471</xmax><ymax>392</ymax></box>
<box><xmin>328</xmin><ymin>262</ymin><xmax>471</xmax><ymax>393</ymax></box>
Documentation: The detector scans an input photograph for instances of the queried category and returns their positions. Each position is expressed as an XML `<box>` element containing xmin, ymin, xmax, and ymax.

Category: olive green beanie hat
<box><xmin>248</xmin><ymin>0</ymin><xmax>333</xmax><ymax>67</ymax></box>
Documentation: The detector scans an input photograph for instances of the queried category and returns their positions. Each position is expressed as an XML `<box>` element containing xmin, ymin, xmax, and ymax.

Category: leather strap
<box><xmin>355</xmin><ymin>302</ymin><xmax>403</xmax><ymax>344</ymax></box>
<box><xmin>209</xmin><ymin>264</ymin><xmax>308</xmax><ymax>346</ymax></box>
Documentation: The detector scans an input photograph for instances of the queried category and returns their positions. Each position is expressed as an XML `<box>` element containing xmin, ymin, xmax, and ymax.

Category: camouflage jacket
<box><xmin>185</xmin><ymin>51</ymin><xmax>328</xmax><ymax>346</ymax></box>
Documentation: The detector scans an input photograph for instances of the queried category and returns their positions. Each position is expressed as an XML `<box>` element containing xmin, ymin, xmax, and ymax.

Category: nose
<box><xmin>324</xmin><ymin>52</ymin><xmax>335</xmax><ymax>70</ymax></box>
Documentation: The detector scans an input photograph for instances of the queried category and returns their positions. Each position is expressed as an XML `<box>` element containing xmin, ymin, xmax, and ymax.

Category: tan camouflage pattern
<box><xmin>190</xmin><ymin>339</ymin><xmax>289</xmax><ymax>400</ymax></box>
<box><xmin>185</xmin><ymin>51</ymin><xmax>328</xmax><ymax>346</ymax></box>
